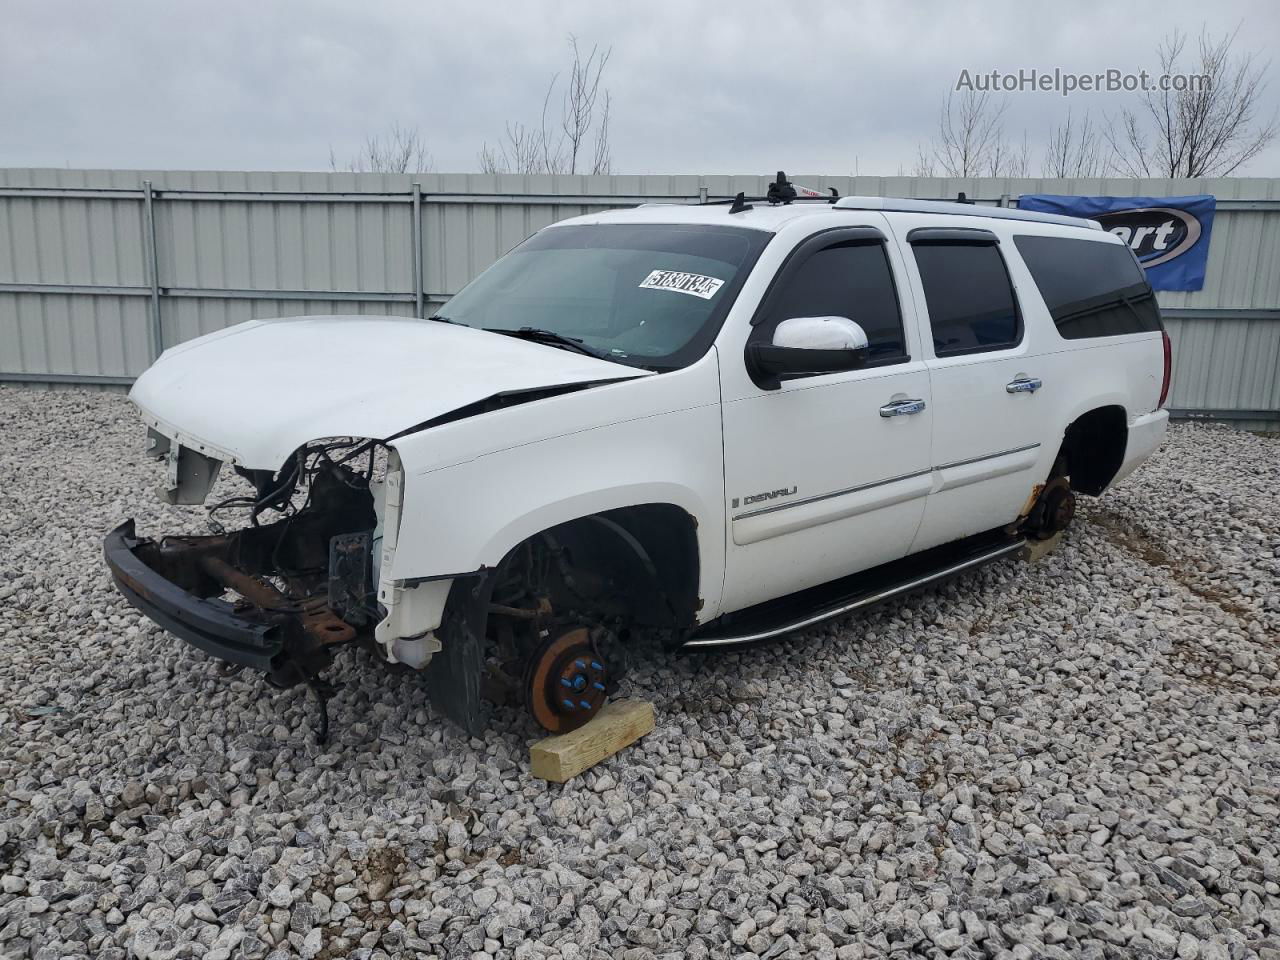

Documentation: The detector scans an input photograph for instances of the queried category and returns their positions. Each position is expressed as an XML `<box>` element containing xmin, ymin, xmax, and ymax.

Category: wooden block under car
<box><xmin>1021</xmin><ymin>530</ymin><xmax>1064</xmax><ymax>563</ymax></box>
<box><xmin>530</xmin><ymin>698</ymin><xmax>656</xmax><ymax>782</ymax></box>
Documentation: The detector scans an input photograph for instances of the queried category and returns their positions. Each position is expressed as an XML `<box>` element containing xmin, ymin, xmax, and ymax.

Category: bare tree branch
<box><xmin>912</xmin><ymin>143</ymin><xmax>937</xmax><ymax>178</ymax></box>
<box><xmin>592</xmin><ymin>90</ymin><xmax>613</xmax><ymax>176</ymax></box>
<box><xmin>1105</xmin><ymin>26</ymin><xmax>1277</xmax><ymax>177</ymax></box>
<box><xmin>330</xmin><ymin>123</ymin><xmax>433</xmax><ymax>174</ymax></box>
<box><xmin>989</xmin><ymin>131</ymin><xmax>1032</xmax><ymax>177</ymax></box>
<box><xmin>479</xmin><ymin>36</ymin><xmax>614</xmax><ymax>175</ymax></box>
<box><xmin>480</xmin><ymin>122</ymin><xmax>547</xmax><ymax>175</ymax></box>
<box><xmin>560</xmin><ymin>36</ymin><xmax>611</xmax><ymax>175</ymax></box>
<box><xmin>538</xmin><ymin>73</ymin><xmax>565</xmax><ymax>174</ymax></box>
<box><xmin>1044</xmin><ymin>109</ymin><xmax>1103</xmax><ymax>177</ymax></box>
<box><xmin>921</xmin><ymin>90</ymin><xmax>1009</xmax><ymax>177</ymax></box>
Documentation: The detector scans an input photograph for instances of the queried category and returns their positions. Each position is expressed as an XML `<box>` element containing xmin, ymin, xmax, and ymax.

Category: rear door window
<box><xmin>1013</xmin><ymin>234</ymin><xmax>1162</xmax><ymax>339</ymax></box>
<box><xmin>910</xmin><ymin>240</ymin><xmax>1021</xmax><ymax>356</ymax></box>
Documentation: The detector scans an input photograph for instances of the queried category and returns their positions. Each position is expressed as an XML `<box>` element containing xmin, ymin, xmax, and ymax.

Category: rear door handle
<box><xmin>879</xmin><ymin>398</ymin><xmax>927</xmax><ymax>417</ymax></box>
<box><xmin>1006</xmin><ymin>377</ymin><xmax>1043</xmax><ymax>394</ymax></box>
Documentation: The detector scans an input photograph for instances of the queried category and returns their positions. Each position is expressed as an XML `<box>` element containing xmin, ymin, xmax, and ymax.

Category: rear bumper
<box><xmin>1114</xmin><ymin>408</ymin><xmax>1170</xmax><ymax>486</ymax></box>
<box><xmin>104</xmin><ymin>519</ymin><xmax>283</xmax><ymax>671</ymax></box>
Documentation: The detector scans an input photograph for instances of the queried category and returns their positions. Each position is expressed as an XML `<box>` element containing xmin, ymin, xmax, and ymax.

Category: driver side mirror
<box><xmin>746</xmin><ymin>316</ymin><xmax>869</xmax><ymax>388</ymax></box>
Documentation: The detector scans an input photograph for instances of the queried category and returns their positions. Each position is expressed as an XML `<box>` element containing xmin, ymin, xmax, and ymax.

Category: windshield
<box><xmin>434</xmin><ymin>223</ymin><xmax>772</xmax><ymax>369</ymax></box>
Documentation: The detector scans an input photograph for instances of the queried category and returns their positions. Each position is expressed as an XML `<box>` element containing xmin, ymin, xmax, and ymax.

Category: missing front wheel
<box><xmin>523</xmin><ymin>626</ymin><xmax>611</xmax><ymax>733</ymax></box>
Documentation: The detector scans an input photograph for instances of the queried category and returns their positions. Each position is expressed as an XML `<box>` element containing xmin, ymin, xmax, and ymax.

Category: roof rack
<box><xmin>832</xmin><ymin>195</ymin><xmax>1100</xmax><ymax>230</ymax></box>
<box><xmin>710</xmin><ymin>172</ymin><xmax>842</xmax><ymax>215</ymax></box>
<box><xmin>661</xmin><ymin>174</ymin><xmax>1100</xmax><ymax>230</ymax></box>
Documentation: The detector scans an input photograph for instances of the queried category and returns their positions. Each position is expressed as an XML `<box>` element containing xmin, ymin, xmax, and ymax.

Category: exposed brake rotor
<box><xmin>524</xmin><ymin>626</ymin><xmax>609</xmax><ymax>733</ymax></box>
<box><xmin>1044</xmin><ymin>483</ymin><xmax>1076</xmax><ymax>532</ymax></box>
<box><xmin>1028</xmin><ymin>476</ymin><xmax>1076</xmax><ymax>540</ymax></box>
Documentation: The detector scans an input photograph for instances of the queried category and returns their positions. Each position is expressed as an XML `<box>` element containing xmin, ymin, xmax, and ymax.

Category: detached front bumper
<box><xmin>104</xmin><ymin>520</ymin><xmax>284</xmax><ymax>672</ymax></box>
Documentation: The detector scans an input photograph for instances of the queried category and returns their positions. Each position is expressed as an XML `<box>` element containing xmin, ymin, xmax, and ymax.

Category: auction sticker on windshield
<box><xmin>638</xmin><ymin>270</ymin><xmax>724</xmax><ymax>299</ymax></box>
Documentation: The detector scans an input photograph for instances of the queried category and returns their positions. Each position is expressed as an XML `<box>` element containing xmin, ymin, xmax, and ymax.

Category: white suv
<box><xmin>105</xmin><ymin>182</ymin><xmax>1171</xmax><ymax>738</ymax></box>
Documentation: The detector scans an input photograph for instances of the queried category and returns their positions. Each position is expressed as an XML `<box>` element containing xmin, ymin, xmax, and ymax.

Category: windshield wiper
<box><xmin>483</xmin><ymin>326</ymin><xmax>612</xmax><ymax>361</ymax></box>
<box><xmin>426</xmin><ymin>314</ymin><xmax>458</xmax><ymax>324</ymax></box>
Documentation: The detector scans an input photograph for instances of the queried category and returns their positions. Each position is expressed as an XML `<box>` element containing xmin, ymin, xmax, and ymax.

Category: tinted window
<box><xmin>438</xmin><ymin>223</ymin><xmax>771</xmax><ymax>369</ymax></box>
<box><xmin>912</xmin><ymin>243</ymin><xmax>1020</xmax><ymax>356</ymax></box>
<box><xmin>762</xmin><ymin>241</ymin><xmax>907</xmax><ymax>361</ymax></box>
<box><xmin>1014</xmin><ymin>234</ymin><xmax>1162</xmax><ymax>339</ymax></box>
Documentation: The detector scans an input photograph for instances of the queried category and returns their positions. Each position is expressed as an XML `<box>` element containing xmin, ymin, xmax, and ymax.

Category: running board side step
<box><xmin>681</xmin><ymin>533</ymin><xmax>1026</xmax><ymax>649</ymax></box>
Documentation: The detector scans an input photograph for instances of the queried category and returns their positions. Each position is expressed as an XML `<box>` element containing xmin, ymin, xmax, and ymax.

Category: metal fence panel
<box><xmin>1</xmin><ymin>167</ymin><xmax>1277</xmax><ymax>426</ymax></box>
<box><xmin>1162</xmin><ymin>313</ymin><xmax>1280</xmax><ymax>415</ymax></box>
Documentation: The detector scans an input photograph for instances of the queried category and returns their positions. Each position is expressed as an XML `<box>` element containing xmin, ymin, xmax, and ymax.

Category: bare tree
<box><xmin>1104</xmin><ymin>27</ymin><xmax>1277</xmax><ymax>177</ymax></box>
<box><xmin>1043</xmin><ymin>109</ymin><xmax>1103</xmax><ymax>178</ymax></box>
<box><xmin>917</xmin><ymin>89</ymin><xmax>1009</xmax><ymax>178</ymax></box>
<box><xmin>330</xmin><ymin>123</ymin><xmax>433</xmax><ymax>174</ymax></box>
<box><xmin>479</xmin><ymin>121</ymin><xmax>546</xmax><ymax>175</ymax></box>
<box><xmin>988</xmin><ymin>131</ymin><xmax>1032</xmax><ymax>178</ymax></box>
<box><xmin>911</xmin><ymin>143</ymin><xmax>937</xmax><ymax>178</ymax></box>
<box><xmin>560</xmin><ymin>37</ymin><xmax>612</xmax><ymax>174</ymax></box>
<box><xmin>536</xmin><ymin>78</ymin><xmax>566</xmax><ymax>174</ymax></box>
<box><xmin>480</xmin><ymin>36</ymin><xmax>614</xmax><ymax>175</ymax></box>
<box><xmin>591</xmin><ymin>90</ymin><xmax>613</xmax><ymax>177</ymax></box>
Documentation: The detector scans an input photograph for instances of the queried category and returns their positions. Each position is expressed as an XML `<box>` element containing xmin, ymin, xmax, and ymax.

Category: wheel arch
<box><xmin>1056</xmin><ymin>404</ymin><xmax>1129</xmax><ymax>496</ymax></box>
<box><xmin>424</xmin><ymin>501</ymin><xmax>703</xmax><ymax>735</ymax></box>
<box><xmin>484</xmin><ymin>500</ymin><xmax>704</xmax><ymax>629</ymax></box>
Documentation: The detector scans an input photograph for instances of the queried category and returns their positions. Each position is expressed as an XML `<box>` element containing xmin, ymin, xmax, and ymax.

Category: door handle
<box><xmin>879</xmin><ymin>398</ymin><xmax>927</xmax><ymax>417</ymax></box>
<box><xmin>1006</xmin><ymin>377</ymin><xmax>1043</xmax><ymax>394</ymax></box>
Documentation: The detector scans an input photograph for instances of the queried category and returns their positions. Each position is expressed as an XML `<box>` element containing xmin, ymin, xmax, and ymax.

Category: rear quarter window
<box><xmin>1013</xmin><ymin>234</ymin><xmax>1162</xmax><ymax>340</ymax></box>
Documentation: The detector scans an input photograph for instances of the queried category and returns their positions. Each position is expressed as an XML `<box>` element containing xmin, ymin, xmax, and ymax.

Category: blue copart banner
<box><xmin>1018</xmin><ymin>194</ymin><xmax>1216</xmax><ymax>291</ymax></box>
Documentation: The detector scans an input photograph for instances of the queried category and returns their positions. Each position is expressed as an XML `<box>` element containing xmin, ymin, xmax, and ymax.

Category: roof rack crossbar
<box><xmin>701</xmin><ymin>194</ymin><xmax>840</xmax><ymax>208</ymax></box>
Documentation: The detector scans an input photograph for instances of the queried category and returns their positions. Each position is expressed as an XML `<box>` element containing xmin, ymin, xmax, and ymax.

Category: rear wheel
<box><xmin>1025</xmin><ymin>475</ymin><xmax>1076</xmax><ymax>540</ymax></box>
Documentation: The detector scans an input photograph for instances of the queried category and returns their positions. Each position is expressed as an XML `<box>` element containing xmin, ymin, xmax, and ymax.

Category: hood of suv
<box><xmin>130</xmin><ymin>315</ymin><xmax>646</xmax><ymax>469</ymax></box>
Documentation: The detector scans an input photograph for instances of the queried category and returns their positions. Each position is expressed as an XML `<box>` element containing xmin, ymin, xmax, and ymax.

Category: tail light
<box><xmin>1157</xmin><ymin>330</ymin><xmax>1172</xmax><ymax>409</ymax></box>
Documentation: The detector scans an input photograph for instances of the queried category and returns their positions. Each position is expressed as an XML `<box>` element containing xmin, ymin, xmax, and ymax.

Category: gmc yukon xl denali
<box><xmin>104</xmin><ymin>180</ymin><xmax>1171</xmax><ymax>738</ymax></box>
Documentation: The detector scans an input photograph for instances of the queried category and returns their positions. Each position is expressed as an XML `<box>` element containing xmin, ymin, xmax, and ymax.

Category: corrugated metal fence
<box><xmin>2</xmin><ymin>169</ymin><xmax>1277</xmax><ymax>427</ymax></box>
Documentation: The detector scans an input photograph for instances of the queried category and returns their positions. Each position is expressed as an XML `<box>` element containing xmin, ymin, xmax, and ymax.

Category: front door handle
<box><xmin>879</xmin><ymin>398</ymin><xmax>927</xmax><ymax>418</ymax></box>
<box><xmin>1006</xmin><ymin>377</ymin><xmax>1043</xmax><ymax>394</ymax></box>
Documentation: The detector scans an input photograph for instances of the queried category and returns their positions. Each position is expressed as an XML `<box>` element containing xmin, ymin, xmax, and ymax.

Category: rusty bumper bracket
<box><xmin>104</xmin><ymin>519</ymin><xmax>284</xmax><ymax>671</ymax></box>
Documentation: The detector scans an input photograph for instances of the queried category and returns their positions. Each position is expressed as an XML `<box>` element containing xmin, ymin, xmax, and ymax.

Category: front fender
<box><xmin>388</xmin><ymin>400</ymin><xmax>727</xmax><ymax>622</ymax></box>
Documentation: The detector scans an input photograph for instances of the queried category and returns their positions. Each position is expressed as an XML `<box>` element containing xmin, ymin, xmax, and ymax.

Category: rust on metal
<box><xmin>525</xmin><ymin>626</ymin><xmax>608</xmax><ymax>734</ymax></box>
<box><xmin>201</xmin><ymin>556</ymin><xmax>289</xmax><ymax>609</ymax></box>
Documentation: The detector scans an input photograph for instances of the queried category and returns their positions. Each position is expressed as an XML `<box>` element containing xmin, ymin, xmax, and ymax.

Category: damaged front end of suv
<box><xmin>100</xmin><ymin>307</ymin><xmax>669</xmax><ymax>741</ymax></box>
<box><xmin>104</xmin><ymin>433</ymin><xmax>398</xmax><ymax>733</ymax></box>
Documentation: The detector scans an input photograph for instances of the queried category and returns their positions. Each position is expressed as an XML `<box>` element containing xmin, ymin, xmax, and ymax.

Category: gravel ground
<box><xmin>1</xmin><ymin>386</ymin><xmax>1278</xmax><ymax>960</ymax></box>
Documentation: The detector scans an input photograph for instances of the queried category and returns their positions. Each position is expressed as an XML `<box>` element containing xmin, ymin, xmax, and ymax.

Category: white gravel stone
<box><xmin>2</xmin><ymin>389</ymin><xmax>1278</xmax><ymax>960</ymax></box>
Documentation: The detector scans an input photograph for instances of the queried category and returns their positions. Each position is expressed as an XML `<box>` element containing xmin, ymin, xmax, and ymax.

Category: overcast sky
<box><xmin>3</xmin><ymin>0</ymin><xmax>1278</xmax><ymax>177</ymax></box>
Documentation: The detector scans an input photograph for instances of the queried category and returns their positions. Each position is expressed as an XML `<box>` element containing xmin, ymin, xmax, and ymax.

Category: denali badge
<box><xmin>735</xmin><ymin>486</ymin><xmax>798</xmax><ymax>509</ymax></box>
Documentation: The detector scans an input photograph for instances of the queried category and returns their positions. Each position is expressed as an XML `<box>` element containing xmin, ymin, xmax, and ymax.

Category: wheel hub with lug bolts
<box><xmin>525</xmin><ymin>626</ymin><xmax>609</xmax><ymax>733</ymax></box>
